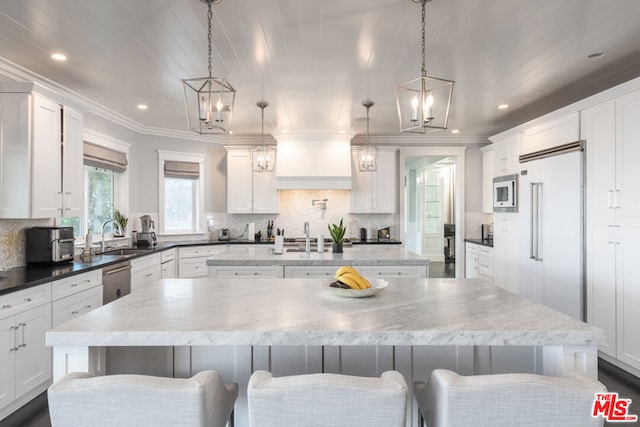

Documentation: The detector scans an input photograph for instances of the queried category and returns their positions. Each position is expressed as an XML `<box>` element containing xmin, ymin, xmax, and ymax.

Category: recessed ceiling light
<box><xmin>451</xmin><ymin>129</ymin><xmax>460</xmax><ymax>134</ymax></box>
<box><xmin>588</xmin><ymin>52</ymin><xmax>604</xmax><ymax>59</ymax></box>
<box><xmin>498</xmin><ymin>104</ymin><xmax>509</xmax><ymax>110</ymax></box>
<box><xmin>51</xmin><ymin>53</ymin><xmax>67</xmax><ymax>61</ymax></box>
<box><xmin>137</xmin><ymin>104</ymin><xmax>148</xmax><ymax>110</ymax></box>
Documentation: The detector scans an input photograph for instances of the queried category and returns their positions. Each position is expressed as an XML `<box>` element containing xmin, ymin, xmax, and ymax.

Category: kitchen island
<box><xmin>47</xmin><ymin>277</ymin><xmax>603</xmax><ymax>427</ymax></box>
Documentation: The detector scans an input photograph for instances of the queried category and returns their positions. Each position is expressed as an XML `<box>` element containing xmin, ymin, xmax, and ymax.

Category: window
<box><xmin>60</xmin><ymin>132</ymin><xmax>130</xmax><ymax>242</ymax></box>
<box><xmin>158</xmin><ymin>151</ymin><xmax>205</xmax><ymax>234</ymax></box>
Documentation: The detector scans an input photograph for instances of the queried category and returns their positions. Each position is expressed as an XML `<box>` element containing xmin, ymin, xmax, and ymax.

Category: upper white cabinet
<box><xmin>480</xmin><ymin>145</ymin><xmax>494</xmax><ymax>213</ymax></box>
<box><xmin>226</xmin><ymin>148</ymin><xmax>278</xmax><ymax>214</ymax></box>
<box><xmin>521</xmin><ymin>112</ymin><xmax>579</xmax><ymax>156</ymax></box>
<box><xmin>0</xmin><ymin>84</ymin><xmax>83</xmax><ymax>218</ymax></box>
<box><xmin>491</xmin><ymin>133</ymin><xmax>520</xmax><ymax>176</ymax></box>
<box><xmin>349</xmin><ymin>148</ymin><xmax>397</xmax><ymax>213</ymax></box>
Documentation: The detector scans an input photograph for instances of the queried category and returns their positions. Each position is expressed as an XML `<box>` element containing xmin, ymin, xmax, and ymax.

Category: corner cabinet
<box><xmin>0</xmin><ymin>85</ymin><xmax>83</xmax><ymax>218</ymax></box>
<box><xmin>583</xmin><ymin>91</ymin><xmax>640</xmax><ymax>373</ymax></box>
<box><xmin>226</xmin><ymin>148</ymin><xmax>278</xmax><ymax>214</ymax></box>
<box><xmin>349</xmin><ymin>148</ymin><xmax>397</xmax><ymax>213</ymax></box>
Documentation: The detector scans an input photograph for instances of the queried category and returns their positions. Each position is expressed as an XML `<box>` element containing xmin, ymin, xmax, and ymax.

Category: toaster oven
<box><xmin>26</xmin><ymin>226</ymin><xmax>75</xmax><ymax>265</ymax></box>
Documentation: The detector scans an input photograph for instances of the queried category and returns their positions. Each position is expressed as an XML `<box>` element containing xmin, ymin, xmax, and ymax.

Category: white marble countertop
<box><xmin>205</xmin><ymin>245</ymin><xmax>430</xmax><ymax>266</ymax></box>
<box><xmin>47</xmin><ymin>278</ymin><xmax>604</xmax><ymax>348</ymax></box>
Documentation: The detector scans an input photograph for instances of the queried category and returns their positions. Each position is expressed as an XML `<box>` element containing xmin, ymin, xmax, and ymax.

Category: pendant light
<box><xmin>251</xmin><ymin>100</ymin><xmax>276</xmax><ymax>172</ymax></box>
<box><xmin>357</xmin><ymin>100</ymin><xmax>378</xmax><ymax>172</ymax></box>
<box><xmin>182</xmin><ymin>0</ymin><xmax>236</xmax><ymax>134</ymax></box>
<box><xmin>395</xmin><ymin>0</ymin><xmax>454</xmax><ymax>133</ymax></box>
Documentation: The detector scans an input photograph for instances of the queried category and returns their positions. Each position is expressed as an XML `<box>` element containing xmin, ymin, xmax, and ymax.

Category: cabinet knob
<box><xmin>85</xmin><ymin>305</ymin><xmax>92</xmax><ymax>309</ymax></box>
<box><xmin>71</xmin><ymin>311</ymin><xmax>79</xmax><ymax>315</ymax></box>
<box><xmin>24</xmin><ymin>297</ymin><xmax>31</xmax><ymax>302</ymax></box>
<box><xmin>1</xmin><ymin>304</ymin><xmax>10</xmax><ymax>309</ymax></box>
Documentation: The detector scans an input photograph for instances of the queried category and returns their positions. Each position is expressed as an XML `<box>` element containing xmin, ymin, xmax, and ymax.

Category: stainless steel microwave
<box><xmin>493</xmin><ymin>174</ymin><xmax>518</xmax><ymax>212</ymax></box>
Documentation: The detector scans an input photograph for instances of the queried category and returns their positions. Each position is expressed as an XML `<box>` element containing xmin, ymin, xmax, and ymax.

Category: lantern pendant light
<box><xmin>182</xmin><ymin>0</ymin><xmax>236</xmax><ymax>134</ymax></box>
<box><xmin>395</xmin><ymin>0</ymin><xmax>454</xmax><ymax>133</ymax></box>
<box><xmin>252</xmin><ymin>100</ymin><xmax>276</xmax><ymax>172</ymax></box>
<box><xmin>357</xmin><ymin>100</ymin><xmax>378</xmax><ymax>172</ymax></box>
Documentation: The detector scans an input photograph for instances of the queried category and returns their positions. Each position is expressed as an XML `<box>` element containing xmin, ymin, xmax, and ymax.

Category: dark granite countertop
<box><xmin>0</xmin><ymin>238</ymin><xmax>403</xmax><ymax>296</ymax></box>
<box><xmin>463</xmin><ymin>238</ymin><xmax>494</xmax><ymax>248</ymax></box>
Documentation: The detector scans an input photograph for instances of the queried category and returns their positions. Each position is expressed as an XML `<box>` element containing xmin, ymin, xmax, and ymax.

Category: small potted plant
<box><xmin>113</xmin><ymin>208</ymin><xmax>128</xmax><ymax>237</ymax></box>
<box><xmin>328</xmin><ymin>218</ymin><xmax>346</xmax><ymax>253</ymax></box>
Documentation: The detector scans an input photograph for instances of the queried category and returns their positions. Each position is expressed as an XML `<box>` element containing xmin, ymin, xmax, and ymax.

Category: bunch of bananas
<box><xmin>329</xmin><ymin>266</ymin><xmax>372</xmax><ymax>290</ymax></box>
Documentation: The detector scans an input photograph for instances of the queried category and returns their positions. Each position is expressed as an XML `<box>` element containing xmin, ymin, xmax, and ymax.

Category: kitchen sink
<box><xmin>285</xmin><ymin>248</ymin><xmax>329</xmax><ymax>253</ymax></box>
<box><xmin>101</xmin><ymin>248</ymin><xmax>152</xmax><ymax>257</ymax></box>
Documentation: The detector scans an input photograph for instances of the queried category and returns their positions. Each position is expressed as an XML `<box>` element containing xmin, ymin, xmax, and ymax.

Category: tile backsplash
<box><xmin>0</xmin><ymin>218</ymin><xmax>54</xmax><ymax>269</ymax></box>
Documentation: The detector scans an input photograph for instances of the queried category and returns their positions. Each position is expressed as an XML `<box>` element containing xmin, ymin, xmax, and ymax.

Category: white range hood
<box><xmin>274</xmin><ymin>133</ymin><xmax>353</xmax><ymax>190</ymax></box>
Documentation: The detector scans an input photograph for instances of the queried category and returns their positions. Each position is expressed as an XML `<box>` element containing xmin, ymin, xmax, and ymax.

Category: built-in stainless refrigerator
<box><xmin>518</xmin><ymin>141</ymin><xmax>584</xmax><ymax>320</ymax></box>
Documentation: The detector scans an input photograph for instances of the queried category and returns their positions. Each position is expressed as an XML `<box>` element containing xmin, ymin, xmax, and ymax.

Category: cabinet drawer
<box><xmin>284</xmin><ymin>266</ymin><xmax>336</xmax><ymax>278</ymax></box>
<box><xmin>52</xmin><ymin>285</ymin><xmax>103</xmax><ymax>327</ymax></box>
<box><xmin>357</xmin><ymin>265</ymin><xmax>427</xmax><ymax>278</ymax></box>
<box><xmin>179</xmin><ymin>245</ymin><xmax>225</xmax><ymax>259</ymax></box>
<box><xmin>479</xmin><ymin>255</ymin><xmax>493</xmax><ymax>277</ymax></box>
<box><xmin>179</xmin><ymin>257</ymin><xmax>209</xmax><ymax>278</ymax></box>
<box><xmin>465</xmin><ymin>243</ymin><xmax>478</xmax><ymax>254</ymax></box>
<box><xmin>479</xmin><ymin>246</ymin><xmax>493</xmax><ymax>257</ymax></box>
<box><xmin>0</xmin><ymin>283</ymin><xmax>52</xmax><ymax>319</ymax></box>
<box><xmin>161</xmin><ymin>248</ymin><xmax>176</xmax><ymax>263</ymax></box>
<box><xmin>208</xmin><ymin>266</ymin><xmax>283</xmax><ymax>278</ymax></box>
<box><xmin>51</xmin><ymin>269</ymin><xmax>101</xmax><ymax>301</ymax></box>
<box><xmin>131</xmin><ymin>252</ymin><xmax>161</xmax><ymax>273</ymax></box>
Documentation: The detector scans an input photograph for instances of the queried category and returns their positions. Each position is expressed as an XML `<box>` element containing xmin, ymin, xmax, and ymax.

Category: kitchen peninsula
<box><xmin>47</xmin><ymin>277</ymin><xmax>604</xmax><ymax>427</ymax></box>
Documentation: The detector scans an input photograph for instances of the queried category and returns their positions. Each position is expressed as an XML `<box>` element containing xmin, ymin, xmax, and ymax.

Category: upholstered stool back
<box><xmin>48</xmin><ymin>370</ymin><xmax>238</xmax><ymax>427</ymax></box>
<box><xmin>247</xmin><ymin>370</ymin><xmax>408</xmax><ymax>427</ymax></box>
<box><xmin>414</xmin><ymin>369</ymin><xmax>607</xmax><ymax>427</ymax></box>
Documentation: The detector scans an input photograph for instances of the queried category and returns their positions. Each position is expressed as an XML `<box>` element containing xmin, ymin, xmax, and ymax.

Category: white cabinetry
<box><xmin>481</xmin><ymin>146</ymin><xmax>494</xmax><ymax>213</ymax></box>
<box><xmin>179</xmin><ymin>245</ymin><xmax>226</xmax><ymax>278</ymax></box>
<box><xmin>465</xmin><ymin>242</ymin><xmax>493</xmax><ymax>283</ymax></box>
<box><xmin>160</xmin><ymin>249</ymin><xmax>177</xmax><ymax>279</ymax></box>
<box><xmin>0</xmin><ymin>284</ymin><xmax>52</xmax><ymax>418</ymax></box>
<box><xmin>357</xmin><ymin>265</ymin><xmax>427</xmax><ymax>279</ymax></box>
<box><xmin>226</xmin><ymin>148</ymin><xmax>278</xmax><ymax>214</ymax></box>
<box><xmin>349</xmin><ymin>148</ymin><xmax>397</xmax><ymax>213</ymax></box>
<box><xmin>284</xmin><ymin>266</ymin><xmax>336</xmax><ymax>278</ymax></box>
<box><xmin>209</xmin><ymin>265</ymin><xmax>283</xmax><ymax>278</ymax></box>
<box><xmin>51</xmin><ymin>270</ymin><xmax>102</xmax><ymax>327</ymax></box>
<box><xmin>493</xmin><ymin>213</ymin><xmax>519</xmax><ymax>293</ymax></box>
<box><xmin>492</xmin><ymin>133</ymin><xmax>520</xmax><ymax>176</ymax></box>
<box><xmin>131</xmin><ymin>253</ymin><xmax>161</xmax><ymax>292</ymax></box>
<box><xmin>521</xmin><ymin>113</ymin><xmax>579</xmax><ymax>156</ymax></box>
<box><xmin>0</xmin><ymin>84</ymin><xmax>83</xmax><ymax>218</ymax></box>
<box><xmin>583</xmin><ymin>91</ymin><xmax>640</xmax><ymax>371</ymax></box>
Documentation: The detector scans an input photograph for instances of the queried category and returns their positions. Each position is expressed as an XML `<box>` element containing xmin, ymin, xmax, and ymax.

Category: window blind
<box><xmin>164</xmin><ymin>161</ymin><xmax>199</xmax><ymax>179</ymax></box>
<box><xmin>83</xmin><ymin>143</ymin><xmax>128</xmax><ymax>172</ymax></box>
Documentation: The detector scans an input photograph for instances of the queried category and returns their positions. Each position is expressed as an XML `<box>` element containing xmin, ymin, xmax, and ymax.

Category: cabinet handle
<box><xmin>2</xmin><ymin>304</ymin><xmax>11</xmax><ymax>309</ymax></box>
<box><xmin>607</xmin><ymin>190</ymin><xmax>614</xmax><ymax>209</ymax></box>
<box><xmin>9</xmin><ymin>325</ymin><xmax>18</xmax><ymax>351</ymax></box>
<box><xmin>71</xmin><ymin>310</ymin><xmax>79</xmax><ymax>315</ymax></box>
<box><xmin>23</xmin><ymin>297</ymin><xmax>31</xmax><ymax>302</ymax></box>
<box><xmin>85</xmin><ymin>305</ymin><xmax>92</xmax><ymax>309</ymax></box>
<box><xmin>71</xmin><ymin>283</ymin><xmax>78</xmax><ymax>287</ymax></box>
<box><xmin>615</xmin><ymin>189</ymin><xmax>621</xmax><ymax>209</ymax></box>
<box><xmin>19</xmin><ymin>322</ymin><xmax>26</xmax><ymax>348</ymax></box>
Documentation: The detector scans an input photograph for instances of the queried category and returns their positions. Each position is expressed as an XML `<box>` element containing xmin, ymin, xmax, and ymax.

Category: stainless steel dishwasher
<box><xmin>102</xmin><ymin>260</ymin><xmax>132</xmax><ymax>304</ymax></box>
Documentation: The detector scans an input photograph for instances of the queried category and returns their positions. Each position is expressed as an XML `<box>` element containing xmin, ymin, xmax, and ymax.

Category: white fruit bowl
<box><xmin>323</xmin><ymin>278</ymin><xmax>388</xmax><ymax>298</ymax></box>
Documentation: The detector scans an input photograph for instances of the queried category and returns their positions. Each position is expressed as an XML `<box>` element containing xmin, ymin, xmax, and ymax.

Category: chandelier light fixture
<box><xmin>395</xmin><ymin>0</ymin><xmax>454</xmax><ymax>133</ymax></box>
<box><xmin>357</xmin><ymin>100</ymin><xmax>378</xmax><ymax>172</ymax></box>
<box><xmin>182</xmin><ymin>0</ymin><xmax>236</xmax><ymax>134</ymax></box>
<box><xmin>251</xmin><ymin>100</ymin><xmax>276</xmax><ymax>172</ymax></box>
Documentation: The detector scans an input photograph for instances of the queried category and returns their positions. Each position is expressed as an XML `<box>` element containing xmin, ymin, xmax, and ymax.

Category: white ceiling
<box><xmin>1</xmin><ymin>0</ymin><xmax>640</xmax><ymax>139</ymax></box>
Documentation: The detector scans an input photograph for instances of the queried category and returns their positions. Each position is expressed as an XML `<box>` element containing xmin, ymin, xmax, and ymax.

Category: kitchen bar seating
<box><xmin>47</xmin><ymin>370</ymin><xmax>238</xmax><ymax>427</ymax></box>
<box><xmin>247</xmin><ymin>370</ymin><xmax>408</xmax><ymax>427</ymax></box>
<box><xmin>413</xmin><ymin>369</ymin><xmax>606</xmax><ymax>427</ymax></box>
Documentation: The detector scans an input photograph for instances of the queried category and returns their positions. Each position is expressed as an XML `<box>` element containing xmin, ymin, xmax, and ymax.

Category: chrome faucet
<box><xmin>101</xmin><ymin>219</ymin><xmax>123</xmax><ymax>253</ymax></box>
<box><xmin>303</xmin><ymin>221</ymin><xmax>311</xmax><ymax>253</ymax></box>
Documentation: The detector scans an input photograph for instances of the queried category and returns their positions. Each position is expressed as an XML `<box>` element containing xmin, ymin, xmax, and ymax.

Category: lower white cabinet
<box><xmin>465</xmin><ymin>242</ymin><xmax>493</xmax><ymax>283</ymax></box>
<box><xmin>131</xmin><ymin>253</ymin><xmax>161</xmax><ymax>292</ymax></box>
<box><xmin>52</xmin><ymin>286</ymin><xmax>103</xmax><ymax>327</ymax></box>
<box><xmin>284</xmin><ymin>266</ymin><xmax>336</xmax><ymax>278</ymax></box>
<box><xmin>493</xmin><ymin>213</ymin><xmax>519</xmax><ymax>293</ymax></box>
<box><xmin>179</xmin><ymin>245</ymin><xmax>226</xmax><ymax>278</ymax></box>
<box><xmin>161</xmin><ymin>249</ymin><xmax>177</xmax><ymax>279</ymax></box>
<box><xmin>209</xmin><ymin>265</ymin><xmax>283</xmax><ymax>278</ymax></box>
<box><xmin>357</xmin><ymin>265</ymin><xmax>427</xmax><ymax>279</ymax></box>
<box><xmin>0</xmin><ymin>284</ymin><xmax>52</xmax><ymax>417</ymax></box>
